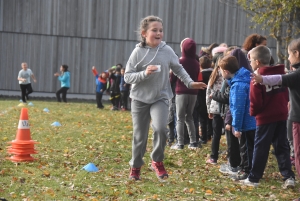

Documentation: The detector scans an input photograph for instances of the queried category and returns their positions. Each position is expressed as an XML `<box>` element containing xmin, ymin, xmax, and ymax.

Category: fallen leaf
<box><xmin>205</xmin><ymin>189</ymin><xmax>213</xmax><ymax>195</ymax></box>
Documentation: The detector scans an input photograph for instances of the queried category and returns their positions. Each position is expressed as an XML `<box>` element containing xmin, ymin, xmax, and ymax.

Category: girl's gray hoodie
<box><xmin>124</xmin><ymin>41</ymin><xmax>194</xmax><ymax>104</ymax></box>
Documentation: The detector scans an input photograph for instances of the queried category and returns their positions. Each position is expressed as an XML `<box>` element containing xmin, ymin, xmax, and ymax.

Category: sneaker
<box><xmin>229</xmin><ymin>171</ymin><xmax>248</xmax><ymax>181</ymax></box>
<box><xmin>199</xmin><ymin>139</ymin><xmax>207</xmax><ymax>144</ymax></box>
<box><xmin>240</xmin><ymin>178</ymin><xmax>259</xmax><ymax>187</ymax></box>
<box><xmin>150</xmin><ymin>161</ymin><xmax>168</xmax><ymax>180</ymax></box>
<box><xmin>282</xmin><ymin>177</ymin><xmax>295</xmax><ymax>189</ymax></box>
<box><xmin>171</xmin><ymin>144</ymin><xmax>184</xmax><ymax>150</ymax></box>
<box><xmin>111</xmin><ymin>106</ymin><xmax>119</xmax><ymax>111</ymax></box>
<box><xmin>206</xmin><ymin>158</ymin><xmax>217</xmax><ymax>165</ymax></box>
<box><xmin>188</xmin><ymin>142</ymin><xmax>200</xmax><ymax>149</ymax></box>
<box><xmin>219</xmin><ymin>164</ymin><xmax>240</xmax><ymax>175</ymax></box>
<box><xmin>129</xmin><ymin>167</ymin><xmax>141</xmax><ymax>180</ymax></box>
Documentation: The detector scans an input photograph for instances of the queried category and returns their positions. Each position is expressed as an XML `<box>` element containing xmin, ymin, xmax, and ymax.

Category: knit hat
<box><xmin>212</xmin><ymin>47</ymin><xmax>227</xmax><ymax>57</ymax></box>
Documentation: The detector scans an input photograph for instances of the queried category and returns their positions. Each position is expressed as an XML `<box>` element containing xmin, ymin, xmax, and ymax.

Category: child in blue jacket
<box><xmin>219</xmin><ymin>55</ymin><xmax>256</xmax><ymax>180</ymax></box>
<box><xmin>92</xmin><ymin>66</ymin><xmax>108</xmax><ymax>109</ymax></box>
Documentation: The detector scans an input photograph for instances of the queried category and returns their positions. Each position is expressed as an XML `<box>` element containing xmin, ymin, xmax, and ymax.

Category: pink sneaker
<box><xmin>206</xmin><ymin>158</ymin><xmax>217</xmax><ymax>165</ymax></box>
<box><xmin>129</xmin><ymin>167</ymin><xmax>141</xmax><ymax>180</ymax></box>
<box><xmin>151</xmin><ymin>161</ymin><xmax>168</xmax><ymax>179</ymax></box>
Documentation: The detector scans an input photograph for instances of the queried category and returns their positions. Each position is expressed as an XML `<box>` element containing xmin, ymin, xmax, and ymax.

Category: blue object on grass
<box><xmin>51</xmin><ymin>121</ymin><xmax>61</xmax><ymax>126</ymax></box>
<box><xmin>43</xmin><ymin>108</ymin><xmax>50</xmax><ymax>112</ymax></box>
<box><xmin>82</xmin><ymin>163</ymin><xmax>99</xmax><ymax>172</ymax></box>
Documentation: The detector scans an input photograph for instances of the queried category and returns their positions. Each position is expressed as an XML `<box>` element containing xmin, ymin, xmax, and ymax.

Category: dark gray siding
<box><xmin>0</xmin><ymin>0</ymin><xmax>275</xmax><ymax>94</ymax></box>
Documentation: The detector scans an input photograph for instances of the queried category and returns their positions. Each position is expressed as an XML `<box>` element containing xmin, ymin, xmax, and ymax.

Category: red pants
<box><xmin>293</xmin><ymin>122</ymin><xmax>300</xmax><ymax>179</ymax></box>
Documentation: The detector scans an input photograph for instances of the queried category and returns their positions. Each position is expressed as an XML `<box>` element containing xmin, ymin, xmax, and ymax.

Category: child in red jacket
<box><xmin>241</xmin><ymin>45</ymin><xmax>295</xmax><ymax>188</ymax></box>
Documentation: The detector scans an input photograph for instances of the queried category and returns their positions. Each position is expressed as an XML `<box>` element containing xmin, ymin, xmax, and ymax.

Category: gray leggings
<box><xmin>175</xmin><ymin>94</ymin><xmax>197</xmax><ymax>145</ymax></box>
<box><xmin>129</xmin><ymin>99</ymin><xmax>169</xmax><ymax>168</ymax></box>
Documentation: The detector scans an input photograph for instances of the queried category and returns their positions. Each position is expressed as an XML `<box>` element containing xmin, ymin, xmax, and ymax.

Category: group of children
<box><xmin>17</xmin><ymin>15</ymin><xmax>299</xmax><ymax>199</ymax></box>
<box><xmin>124</xmin><ymin>16</ymin><xmax>299</xmax><ymax>200</ymax></box>
<box><xmin>92</xmin><ymin>64</ymin><xmax>130</xmax><ymax>111</ymax></box>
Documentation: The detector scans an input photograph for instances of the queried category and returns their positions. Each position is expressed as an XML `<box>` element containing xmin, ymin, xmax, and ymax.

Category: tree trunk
<box><xmin>276</xmin><ymin>38</ymin><xmax>284</xmax><ymax>64</ymax></box>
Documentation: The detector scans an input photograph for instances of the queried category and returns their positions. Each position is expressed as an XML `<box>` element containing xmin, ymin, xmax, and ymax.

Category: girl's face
<box><xmin>142</xmin><ymin>21</ymin><xmax>163</xmax><ymax>48</ymax></box>
<box><xmin>288</xmin><ymin>49</ymin><xmax>300</xmax><ymax>65</ymax></box>
<box><xmin>60</xmin><ymin>66</ymin><xmax>64</xmax><ymax>72</ymax></box>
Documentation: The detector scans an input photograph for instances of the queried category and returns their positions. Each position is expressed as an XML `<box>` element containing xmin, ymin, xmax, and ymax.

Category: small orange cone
<box><xmin>7</xmin><ymin>108</ymin><xmax>39</xmax><ymax>162</ymax></box>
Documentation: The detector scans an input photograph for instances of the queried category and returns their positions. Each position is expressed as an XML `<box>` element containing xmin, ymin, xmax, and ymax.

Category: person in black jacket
<box><xmin>109</xmin><ymin>67</ymin><xmax>122</xmax><ymax>110</ymax></box>
<box><xmin>197</xmin><ymin>56</ymin><xmax>213</xmax><ymax>144</ymax></box>
<box><xmin>212</xmin><ymin>81</ymin><xmax>241</xmax><ymax>175</ymax></box>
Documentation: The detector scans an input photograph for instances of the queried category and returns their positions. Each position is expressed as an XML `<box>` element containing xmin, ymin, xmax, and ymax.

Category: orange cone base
<box><xmin>7</xmin><ymin>154</ymin><xmax>36</xmax><ymax>162</ymax></box>
<box><xmin>7</xmin><ymin>149</ymin><xmax>38</xmax><ymax>155</ymax></box>
<box><xmin>8</xmin><ymin>140</ymin><xmax>38</xmax><ymax>144</ymax></box>
<box><xmin>7</xmin><ymin>144</ymin><xmax>35</xmax><ymax>149</ymax></box>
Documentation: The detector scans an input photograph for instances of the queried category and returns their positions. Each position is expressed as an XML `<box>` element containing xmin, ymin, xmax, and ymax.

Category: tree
<box><xmin>236</xmin><ymin>0</ymin><xmax>300</xmax><ymax>65</ymax></box>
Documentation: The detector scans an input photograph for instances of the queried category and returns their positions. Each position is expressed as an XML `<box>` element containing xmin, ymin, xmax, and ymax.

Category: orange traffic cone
<box><xmin>7</xmin><ymin>108</ymin><xmax>39</xmax><ymax>162</ymax></box>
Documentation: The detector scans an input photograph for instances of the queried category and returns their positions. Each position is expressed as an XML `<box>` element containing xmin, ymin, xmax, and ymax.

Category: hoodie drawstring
<box><xmin>134</xmin><ymin>46</ymin><xmax>160</xmax><ymax>68</ymax></box>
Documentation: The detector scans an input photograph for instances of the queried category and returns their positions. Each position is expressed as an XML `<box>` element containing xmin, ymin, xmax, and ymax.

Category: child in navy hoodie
<box><xmin>92</xmin><ymin>66</ymin><xmax>108</xmax><ymax>109</ymax></box>
<box><xmin>241</xmin><ymin>45</ymin><xmax>295</xmax><ymax>188</ymax></box>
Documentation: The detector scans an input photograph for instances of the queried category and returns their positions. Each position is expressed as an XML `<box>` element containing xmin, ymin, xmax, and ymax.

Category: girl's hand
<box><xmin>251</xmin><ymin>73</ymin><xmax>263</xmax><ymax>85</ymax></box>
<box><xmin>145</xmin><ymin>65</ymin><xmax>158</xmax><ymax>75</ymax></box>
<box><xmin>208</xmin><ymin>113</ymin><xmax>213</xmax><ymax>119</ymax></box>
<box><xmin>92</xmin><ymin>66</ymin><xmax>95</xmax><ymax>70</ymax></box>
<box><xmin>54</xmin><ymin>73</ymin><xmax>60</xmax><ymax>77</ymax></box>
<box><xmin>33</xmin><ymin>79</ymin><xmax>37</xmax><ymax>83</ymax></box>
<box><xmin>190</xmin><ymin>82</ymin><xmax>207</xmax><ymax>89</ymax></box>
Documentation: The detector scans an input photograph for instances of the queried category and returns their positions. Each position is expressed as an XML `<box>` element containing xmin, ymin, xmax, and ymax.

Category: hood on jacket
<box><xmin>180</xmin><ymin>38</ymin><xmax>196</xmax><ymax>59</ymax></box>
<box><xmin>134</xmin><ymin>41</ymin><xmax>167</xmax><ymax>68</ymax></box>
<box><xmin>291</xmin><ymin>62</ymin><xmax>300</xmax><ymax>69</ymax></box>
<box><xmin>228</xmin><ymin>67</ymin><xmax>251</xmax><ymax>86</ymax></box>
<box><xmin>231</xmin><ymin>48</ymin><xmax>253</xmax><ymax>72</ymax></box>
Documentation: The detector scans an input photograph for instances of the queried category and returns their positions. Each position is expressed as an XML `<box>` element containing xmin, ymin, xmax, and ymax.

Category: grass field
<box><xmin>0</xmin><ymin>98</ymin><xmax>299</xmax><ymax>200</ymax></box>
